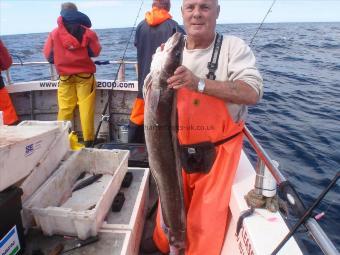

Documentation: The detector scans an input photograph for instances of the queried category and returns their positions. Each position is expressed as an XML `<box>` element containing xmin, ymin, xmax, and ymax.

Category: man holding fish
<box><xmin>144</xmin><ymin>0</ymin><xmax>263</xmax><ymax>254</ymax></box>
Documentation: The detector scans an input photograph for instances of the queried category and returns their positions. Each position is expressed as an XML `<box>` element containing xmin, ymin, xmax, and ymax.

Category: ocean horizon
<box><xmin>1</xmin><ymin>21</ymin><xmax>340</xmax><ymax>37</ymax></box>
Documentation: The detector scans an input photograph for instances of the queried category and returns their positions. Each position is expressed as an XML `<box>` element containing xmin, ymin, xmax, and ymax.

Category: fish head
<box><xmin>150</xmin><ymin>32</ymin><xmax>185</xmax><ymax>86</ymax></box>
<box><xmin>163</xmin><ymin>32</ymin><xmax>185</xmax><ymax>74</ymax></box>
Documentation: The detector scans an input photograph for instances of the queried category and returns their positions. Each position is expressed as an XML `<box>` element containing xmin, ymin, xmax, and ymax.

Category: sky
<box><xmin>0</xmin><ymin>0</ymin><xmax>339</xmax><ymax>35</ymax></box>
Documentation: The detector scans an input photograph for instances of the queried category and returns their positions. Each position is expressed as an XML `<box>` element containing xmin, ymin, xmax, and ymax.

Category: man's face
<box><xmin>181</xmin><ymin>0</ymin><xmax>220</xmax><ymax>40</ymax></box>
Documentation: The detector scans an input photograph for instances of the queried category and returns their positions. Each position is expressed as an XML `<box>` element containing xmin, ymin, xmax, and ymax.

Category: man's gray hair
<box><xmin>182</xmin><ymin>0</ymin><xmax>218</xmax><ymax>5</ymax></box>
<box><xmin>153</xmin><ymin>0</ymin><xmax>171</xmax><ymax>11</ymax></box>
<box><xmin>61</xmin><ymin>2</ymin><xmax>78</xmax><ymax>11</ymax></box>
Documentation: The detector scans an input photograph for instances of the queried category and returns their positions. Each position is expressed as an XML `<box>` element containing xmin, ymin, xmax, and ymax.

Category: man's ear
<box><xmin>217</xmin><ymin>5</ymin><xmax>220</xmax><ymax>19</ymax></box>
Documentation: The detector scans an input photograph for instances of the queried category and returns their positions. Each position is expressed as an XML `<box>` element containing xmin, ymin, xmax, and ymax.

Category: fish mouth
<box><xmin>172</xmin><ymin>33</ymin><xmax>185</xmax><ymax>64</ymax></box>
<box><xmin>165</xmin><ymin>32</ymin><xmax>184</xmax><ymax>52</ymax></box>
<box><xmin>162</xmin><ymin>32</ymin><xmax>184</xmax><ymax>67</ymax></box>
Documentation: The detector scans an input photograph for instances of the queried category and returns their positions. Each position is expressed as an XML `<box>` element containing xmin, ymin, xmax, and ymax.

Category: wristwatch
<box><xmin>197</xmin><ymin>79</ymin><xmax>206</xmax><ymax>93</ymax></box>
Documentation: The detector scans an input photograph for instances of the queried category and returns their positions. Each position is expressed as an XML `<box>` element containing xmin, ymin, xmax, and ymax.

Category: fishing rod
<box><xmin>92</xmin><ymin>0</ymin><xmax>144</xmax><ymax>146</ymax></box>
<box><xmin>272</xmin><ymin>171</ymin><xmax>340</xmax><ymax>255</ymax></box>
<box><xmin>249</xmin><ymin>0</ymin><xmax>278</xmax><ymax>46</ymax></box>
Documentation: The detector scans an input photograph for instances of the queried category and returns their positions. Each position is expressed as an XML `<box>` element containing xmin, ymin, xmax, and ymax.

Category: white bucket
<box><xmin>117</xmin><ymin>124</ymin><xmax>129</xmax><ymax>143</ymax></box>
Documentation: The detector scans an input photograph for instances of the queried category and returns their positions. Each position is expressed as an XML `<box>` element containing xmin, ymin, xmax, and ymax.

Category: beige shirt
<box><xmin>182</xmin><ymin>34</ymin><xmax>263</xmax><ymax>122</ymax></box>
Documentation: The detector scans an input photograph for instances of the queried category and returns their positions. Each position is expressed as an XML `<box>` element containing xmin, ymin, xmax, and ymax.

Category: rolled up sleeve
<box><xmin>227</xmin><ymin>36</ymin><xmax>263</xmax><ymax>99</ymax></box>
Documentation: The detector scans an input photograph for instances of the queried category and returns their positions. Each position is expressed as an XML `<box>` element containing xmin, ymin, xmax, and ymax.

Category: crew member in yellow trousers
<box><xmin>129</xmin><ymin>0</ymin><xmax>184</xmax><ymax>143</ymax></box>
<box><xmin>43</xmin><ymin>2</ymin><xmax>101</xmax><ymax>147</ymax></box>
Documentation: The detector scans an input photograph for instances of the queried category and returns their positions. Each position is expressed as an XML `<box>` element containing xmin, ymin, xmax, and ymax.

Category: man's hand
<box><xmin>167</xmin><ymin>65</ymin><xmax>199</xmax><ymax>91</ymax></box>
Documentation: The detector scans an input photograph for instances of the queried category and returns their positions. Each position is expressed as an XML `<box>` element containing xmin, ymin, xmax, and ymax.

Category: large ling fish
<box><xmin>144</xmin><ymin>32</ymin><xmax>186</xmax><ymax>253</ymax></box>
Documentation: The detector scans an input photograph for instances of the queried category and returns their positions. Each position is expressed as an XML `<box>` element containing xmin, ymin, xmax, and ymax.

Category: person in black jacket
<box><xmin>128</xmin><ymin>0</ymin><xmax>184</xmax><ymax>143</ymax></box>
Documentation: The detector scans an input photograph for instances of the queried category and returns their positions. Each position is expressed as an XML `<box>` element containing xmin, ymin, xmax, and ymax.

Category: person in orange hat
<box><xmin>151</xmin><ymin>0</ymin><xmax>263</xmax><ymax>254</ymax></box>
<box><xmin>128</xmin><ymin>0</ymin><xmax>185</xmax><ymax>143</ymax></box>
<box><xmin>0</xmin><ymin>39</ymin><xmax>19</xmax><ymax>125</ymax></box>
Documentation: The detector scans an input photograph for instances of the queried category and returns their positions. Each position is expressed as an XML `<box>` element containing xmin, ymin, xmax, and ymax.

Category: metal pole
<box><xmin>49</xmin><ymin>64</ymin><xmax>58</xmax><ymax>81</ymax></box>
<box><xmin>5</xmin><ymin>69</ymin><xmax>11</xmax><ymax>84</ymax></box>
<box><xmin>118</xmin><ymin>59</ymin><xmax>125</xmax><ymax>81</ymax></box>
<box><xmin>254</xmin><ymin>159</ymin><xmax>265</xmax><ymax>195</ymax></box>
<box><xmin>305</xmin><ymin>218</ymin><xmax>339</xmax><ymax>255</ymax></box>
<box><xmin>243</xmin><ymin>126</ymin><xmax>286</xmax><ymax>183</ymax></box>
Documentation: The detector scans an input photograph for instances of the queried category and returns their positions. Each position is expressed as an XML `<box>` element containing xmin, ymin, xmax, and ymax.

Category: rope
<box><xmin>249</xmin><ymin>0</ymin><xmax>278</xmax><ymax>46</ymax></box>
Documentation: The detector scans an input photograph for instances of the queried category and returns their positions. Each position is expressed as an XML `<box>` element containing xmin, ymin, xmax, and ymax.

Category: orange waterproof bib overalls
<box><xmin>154</xmin><ymin>87</ymin><xmax>244</xmax><ymax>255</ymax></box>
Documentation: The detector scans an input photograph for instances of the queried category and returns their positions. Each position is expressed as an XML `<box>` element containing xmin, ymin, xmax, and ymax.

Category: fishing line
<box><xmin>93</xmin><ymin>0</ymin><xmax>144</xmax><ymax>145</ymax></box>
<box><xmin>11</xmin><ymin>54</ymin><xmax>24</xmax><ymax>65</ymax></box>
<box><xmin>249</xmin><ymin>0</ymin><xmax>277</xmax><ymax>46</ymax></box>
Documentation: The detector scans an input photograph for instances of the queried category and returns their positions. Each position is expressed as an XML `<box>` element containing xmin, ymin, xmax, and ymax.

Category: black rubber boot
<box><xmin>140</xmin><ymin>237</ymin><xmax>162</xmax><ymax>254</ymax></box>
<box><xmin>84</xmin><ymin>140</ymin><xmax>94</xmax><ymax>148</ymax></box>
<box><xmin>128</xmin><ymin>121</ymin><xmax>145</xmax><ymax>143</ymax></box>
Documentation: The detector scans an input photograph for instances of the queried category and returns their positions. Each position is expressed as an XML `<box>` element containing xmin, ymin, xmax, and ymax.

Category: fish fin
<box><xmin>171</xmin><ymin>91</ymin><xmax>181</xmax><ymax>177</ymax></box>
<box><xmin>171</xmin><ymin>91</ymin><xmax>187</xmax><ymax>230</ymax></box>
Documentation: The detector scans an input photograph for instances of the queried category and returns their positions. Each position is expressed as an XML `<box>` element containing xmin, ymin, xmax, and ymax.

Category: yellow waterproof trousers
<box><xmin>57</xmin><ymin>73</ymin><xmax>96</xmax><ymax>142</ymax></box>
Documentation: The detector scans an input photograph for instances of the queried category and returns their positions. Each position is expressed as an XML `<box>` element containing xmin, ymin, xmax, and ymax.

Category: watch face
<box><xmin>198</xmin><ymin>79</ymin><xmax>205</xmax><ymax>92</ymax></box>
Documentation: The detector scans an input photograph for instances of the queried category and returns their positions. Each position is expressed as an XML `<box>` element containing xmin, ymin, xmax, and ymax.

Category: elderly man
<box><xmin>152</xmin><ymin>0</ymin><xmax>263</xmax><ymax>254</ymax></box>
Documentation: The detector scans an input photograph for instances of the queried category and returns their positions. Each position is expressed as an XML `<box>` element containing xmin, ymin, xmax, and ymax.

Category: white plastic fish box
<box><xmin>23</xmin><ymin>148</ymin><xmax>129</xmax><ymax>240</ymax></box>
<box><xmin>0</xmin><ymin>120</ymin><xmax>70</xmax><ymax>192</ymax></box>
<box><xmin>102</xmin><ymin>167</ymin><xmax>149</xmax><ymax>252</ymax></box>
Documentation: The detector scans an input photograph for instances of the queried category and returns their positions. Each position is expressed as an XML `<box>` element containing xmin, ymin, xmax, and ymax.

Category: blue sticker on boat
<box><xmin>0</xmin><ymin>225</ymin><xmax>21</xmax><ymax>255</ymax></box>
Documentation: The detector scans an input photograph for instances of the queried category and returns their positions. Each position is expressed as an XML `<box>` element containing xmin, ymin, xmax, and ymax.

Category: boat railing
<box><xmin>243</xmin><ymin>126</ymin><xmax>339</xmax><ymax>255</ymax></box>
<box><xmin>5</xmin><ymin>60</ymin><xmax>138</xmax><ymax>84</ymax></box>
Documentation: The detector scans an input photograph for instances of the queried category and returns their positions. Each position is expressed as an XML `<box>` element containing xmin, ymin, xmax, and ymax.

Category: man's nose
<box><xmin>192</xmin><ymin>7</ymin><xmax>201</xmax><ymax>18</ymax></box>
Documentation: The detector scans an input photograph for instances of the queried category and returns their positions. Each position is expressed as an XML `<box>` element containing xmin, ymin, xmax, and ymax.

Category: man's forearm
<box><xmin>203</xmin><ymin>79</ymin><xmax>260</xmax><ymax>105</ymax></box>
